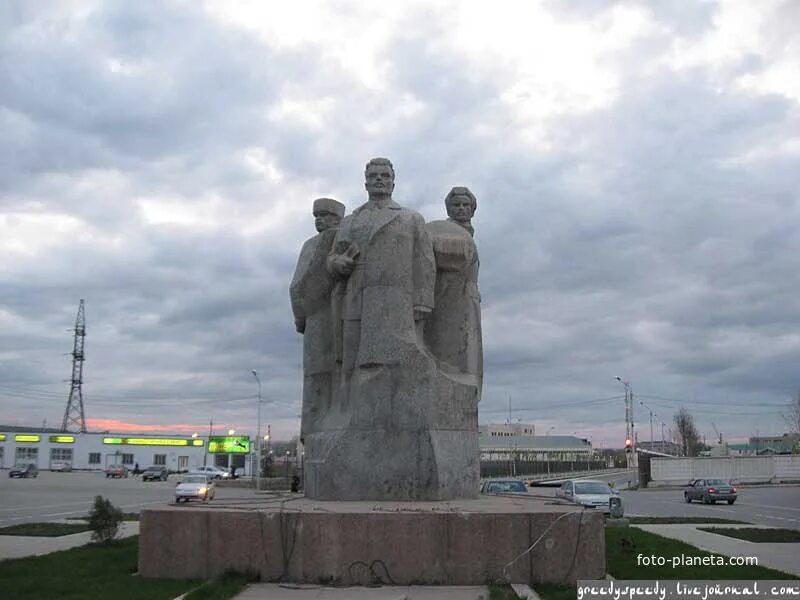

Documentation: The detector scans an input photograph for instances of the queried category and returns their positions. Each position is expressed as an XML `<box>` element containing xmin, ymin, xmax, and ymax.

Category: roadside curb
<box><xmin>512</xmin><ymin>583</ymin><xmax>541</xmax><ymax>600</ymax></box>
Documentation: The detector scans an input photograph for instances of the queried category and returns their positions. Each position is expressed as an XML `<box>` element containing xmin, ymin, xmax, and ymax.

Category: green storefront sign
<box><xmin>208</xmin><ymin>436</ymin><xmax>251</xmax><ymax>454</ymax></box>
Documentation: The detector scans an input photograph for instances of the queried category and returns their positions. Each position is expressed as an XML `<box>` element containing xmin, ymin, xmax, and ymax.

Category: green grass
<box><xmin>537</xmin><ymin>525</ymin><xmax>797</xmax><ymax>599</ymax></box>
<box><xmin>488</xmin><ymin>585</ymin><xmax>519</xmax><ymax>599</ymax></box>
<box><xmin>606</xmin><ymin>527</ymin><xmax>795</xmax><ymax>579</ymax></box>
<box><xmin>629</xmin><ymin>516</ymin><xmax>748</xmax><ymax>525</ymax></box>
<box><xmin>699</xmin><ymin>527</ymin><xmax>800</xmax><ymax>543</ymax></box>
<box><xmin>0</xmin><ymin>522</ymin><xmax>90</xmax><ymax>537</ymax></box>
<box><xmin>67</xmin><ymin>512</ymin><xmax>140</xmax><ymax>521</ymax></box>
<box><xmin>183</xmin><ymin>572</ymin><xmax>253</xmax><ymax>599</ymax></box>
<box><xmin>535</xmin><ymin>583</ymin><xmax>576</xmax><ymax>600</ymax></box>
<box><xmin>0</xmin><ymin>536</ymin><xmax>200</xmax><ymax>600</ymax></box>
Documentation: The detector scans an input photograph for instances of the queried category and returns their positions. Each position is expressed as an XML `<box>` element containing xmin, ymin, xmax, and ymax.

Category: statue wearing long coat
<box><xmin>329</xmin><ymin>200</ymin><xmax>436</xmax><ymax>375</ymax></box>
<box><xmin>424</xmin><ymin>218</ymin><xmax>482</xmax><ymax>385</ymax></box>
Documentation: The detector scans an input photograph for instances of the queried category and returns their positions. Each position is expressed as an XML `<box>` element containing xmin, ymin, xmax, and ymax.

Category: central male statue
<box><xmin>327</xmin><ymin>158</ymin><xmax>435</xmax><ymax>383</ymax></box>
<box><xmin>302</xmin><ymin>158</ymin><xmax>478</xmax><ymax>500</ymax></box>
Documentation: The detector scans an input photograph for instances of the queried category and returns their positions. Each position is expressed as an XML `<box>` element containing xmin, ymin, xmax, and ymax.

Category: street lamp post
<box><xmin>571</xmin><ymin>431</ymin><xmax>578</xmax><ymax>472</ymax></box>
<box><xmin>228</xmin><ymin>429</ymin><xmax>235</xmax><ymax>476</ymax></box>
<box><xmin>251</xmin><ymin>370</ymin><xmax>262</xmax><ymax>491</ymax></box>
<box><xmin>545</xmin><ymin>426</ymin><xmax>555</xmax><ymax>475</ymax></box>
<box><xmin>615</xmin><ymin>376</ymin><xmax>636</xmax><ymax>469</ymax></box>
<box><xmin>264</xmin><ymin>431</ymin><xmax>271</xmax><ymax>477</ymax></box>
<box><xmin>639</xmin><ymin>401</ymin><xmax>656</xmax><ymax>451</ymax></box>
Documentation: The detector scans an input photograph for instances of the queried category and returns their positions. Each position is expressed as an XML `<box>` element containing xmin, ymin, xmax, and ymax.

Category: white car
<box><xmin>50</xmin><ymin>461</ymin><xmax>72</xmax><ymax>472</ymax></box>
<box><xmin>188</xmin><ymin>466</ymin><xmax>230</xmax><ymax>480</ymax></box>
<box><xmin>175</xmin><ymin>475</ymin><xmax>216</xmax><ymax>503</ymax></box>
<box><xmin>556</xmin><ymin>479</ymin><xmax>622</xmax><ymax>515</ymax></box>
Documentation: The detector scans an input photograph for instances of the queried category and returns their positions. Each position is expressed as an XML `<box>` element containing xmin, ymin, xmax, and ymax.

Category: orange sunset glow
<box><xmin>86</xmin><ymin>418</ymin><xmax>210</xmax><ymax>435</ymax></box>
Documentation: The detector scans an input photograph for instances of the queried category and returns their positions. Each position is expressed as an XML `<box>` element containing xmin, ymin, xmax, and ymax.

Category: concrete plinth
<box><xmin>138</xmin><ymin>495</ymin><xmax>605</xmax><ymax>586</ymax></box>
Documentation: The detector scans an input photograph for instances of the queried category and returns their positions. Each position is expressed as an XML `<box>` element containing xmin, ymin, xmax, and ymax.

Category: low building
<box><xmin>479</xmin><ymin>434</ymin><xmax>600</xmax><ymax>477</ymax></box>
<box><xmin>479</xmin><ymin>422</ymin><xmax>536</xmax><ymax>437</ymax></box>
<box><xmin>748</xmin><ymin>434</ymin><xmax>799</xmax><ymax>454</ymax></box>
<box><xmin>636</xmin><ymin>440</ymin><xmax>682</xmax><ymax>455</ymax></box>
<box><xmin>0</xmin><ymin>429</ymin><xmax>253</xmax><ymax>473</ymax></box>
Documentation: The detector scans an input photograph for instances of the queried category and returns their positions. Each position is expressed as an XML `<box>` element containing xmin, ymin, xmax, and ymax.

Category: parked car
<box><xmin>684</xmin><ymin>478</ymin><xmax>737</xmax><ymax>504</ymax></box>
<box><xmin>556</xmin><ymin>479</ymin><xmax>621</xmax><ymax>515</ymax></box>
<box><xmin>175</xmin><ymin>474</ymin><xmax>216</xmax><ymax>503</ymax></box>
<box><xmin>188</xmin><ymin>465</ymin><xmax>231</xmax><ymax>480</ymax></box>
<box><xmin>480</xmin><ymin>479</ymin><xmax>528</xmax><ymax>494</ymax></box>
<box><xmin>9</xmin><ymin>463</ymin><xmax>39</xmax><ymax>478</ymax></box>
<box><xmin>141</xmin><ymin>466</ymin><xmax>169</xmax><ymax>482</ymax></box>
<box><xmin>105</xmin><ymin>464</ymin><xmax>128</xmax><ymax>478</ymax></box>
<box><xmin>50</xmin><ymin>461</ymin><xmax>72</xmax><ymax>472</ymax></box>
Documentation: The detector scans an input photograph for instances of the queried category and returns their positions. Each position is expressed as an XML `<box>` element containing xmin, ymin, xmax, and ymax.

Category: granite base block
<box><xmin>138</xmin><ymin>498</ymin><xmax>605</xmax><ymax>585</ymax></box>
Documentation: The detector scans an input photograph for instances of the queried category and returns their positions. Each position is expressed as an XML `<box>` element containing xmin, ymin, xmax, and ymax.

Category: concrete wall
<box><xmin>775</xmin><ymin>455</ymin><xmax>800</xmax><ymax>481</ymax></box>
<box><xmin>650</xmin><ymin>455</ymin><xmax>800</xmax><ymax>485</ymax></box>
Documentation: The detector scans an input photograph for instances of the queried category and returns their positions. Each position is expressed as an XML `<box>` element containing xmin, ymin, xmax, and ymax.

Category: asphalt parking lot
<box><xmin>0</xmin><ymin>470</ymin><xmax>255</xmax><ymax>526</ymax></box>
<box><xmin>620</xmin><ymin>483</ymin><xmax>800</xmax><ymax>530</ymax></box>
<box><xmin>5</xmin><ymin>469</ymin><xmax>799</xmax><ymax>531</ymax></box>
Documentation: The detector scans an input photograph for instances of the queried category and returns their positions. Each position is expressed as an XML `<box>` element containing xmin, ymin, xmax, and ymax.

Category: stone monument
<box><xmin>289</xmin><ymin>197</ymin><xmax>346</xmax><ymax>442</ymax></box>
<box><xmin>297</xmin><ymin>159</ymin><xmax>482</xmax><ymax>500</ymax></box>
<box><xmin>138</xmin><ymin>165</ymin><xmax>606</xmax><ymax>588</ymax></box>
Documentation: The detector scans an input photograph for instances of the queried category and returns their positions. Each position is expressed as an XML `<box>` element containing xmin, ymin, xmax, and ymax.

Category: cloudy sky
<box><xmin>1</xmin><ymin>0</ymin><xmax>798</xmax><ymax>448</ymax></box>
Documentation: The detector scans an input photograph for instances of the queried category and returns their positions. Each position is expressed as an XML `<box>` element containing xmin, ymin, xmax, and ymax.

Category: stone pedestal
<box><xmin>304</xmin><ymin>354</ymin><xmax>480</xmax><ymax>501</ymax></box>
<box><xmin>138</xmin><ymin>496</ymin><xmax>605</xmax><ymax>585</ymax></box>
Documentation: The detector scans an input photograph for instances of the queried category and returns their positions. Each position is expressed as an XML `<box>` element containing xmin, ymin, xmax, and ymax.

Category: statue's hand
<box><xmin>414</xmin><ymin>306</ymin><xmax>431</xmax><ymax>321</ymax></box>
<box><xmin>295</xmin><ymin>317</ymin><xmax>306</xmax><ymax>334</ymax></box>
<box><xmin>330</xmin><ymin>254</ymin><xmax>355</xmax><ymax>276</ymax></box>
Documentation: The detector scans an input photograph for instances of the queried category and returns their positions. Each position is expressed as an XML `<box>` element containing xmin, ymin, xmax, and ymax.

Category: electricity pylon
<box><xmin>61</xmin><ymin>299</ymin><xmax>87</xmax><ymax>433</ymax></box>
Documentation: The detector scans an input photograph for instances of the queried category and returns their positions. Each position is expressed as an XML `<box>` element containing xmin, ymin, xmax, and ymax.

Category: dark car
<box><xmin>684</xmin><ymin>478</ymin><xmax>737</xmax><ymax>504</ymax></box>
<box><xmin>480</xmin><ymin>479</ymin><xmax>528</xmax><ymax>494</ymax></box>
<box><xmin>9</xmin><ymin>463</ymin><xmax>39</xmax><ymax>478</ymax></box>
<box><xmin>142</xmin><ymin>466</ymin><xmax>169</xmax><ymax>482</ymax></box>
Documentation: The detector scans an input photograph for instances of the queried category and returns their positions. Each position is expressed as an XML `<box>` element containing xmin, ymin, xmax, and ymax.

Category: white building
<box><xmin>0</xmin><ymin>429</ymin><xmax>253</xmax><ymax>473</ymax></box>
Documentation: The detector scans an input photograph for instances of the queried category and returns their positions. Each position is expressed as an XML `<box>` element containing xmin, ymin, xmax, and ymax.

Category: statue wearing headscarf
<box><xmin>424</xmin><ymin>187</ymin><xmax>483</xmax><ymax>389</ymax></box>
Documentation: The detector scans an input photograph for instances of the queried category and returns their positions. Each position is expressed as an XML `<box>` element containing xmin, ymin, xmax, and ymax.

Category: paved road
<box><xmin>0</xmin><ymin>470</ymin><xmax>254</xmax><ymax>526</ymax></box>
<box><xmin>5</xmin><ymin>470</ymin><xmax>799</xmax><ymax>532</ymax></box>
<box><xmin>525</xmin><ymin>471</ymin><xmax>800</xmax><ymax>530</ymax></box>
<box><xmin>620</xmin><ymin>485</ymin><xmax>800</xmax><ymax>530</ymax></box>
<box><xmin>529</xmin><ymin>469</ymin><xmax>638</xmax><ymax>490</ymax></box>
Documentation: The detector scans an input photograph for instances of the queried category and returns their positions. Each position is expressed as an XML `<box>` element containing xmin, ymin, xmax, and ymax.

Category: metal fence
<box><xmin>480</xmin><ymin>459</ymin><xmax>607</xmax><ymax>478</ymax></box>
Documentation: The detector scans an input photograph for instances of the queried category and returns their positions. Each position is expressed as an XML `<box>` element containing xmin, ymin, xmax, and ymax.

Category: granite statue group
<box><xmin>290</xmin><ymin>158</ymin><xmax>482</xmax><ymax>500</ymax></box>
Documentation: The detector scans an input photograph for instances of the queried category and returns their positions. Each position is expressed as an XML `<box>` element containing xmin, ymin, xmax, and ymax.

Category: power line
<box><xmin>0</xmin><ymin>385</ymin><xmax>267</xmax><ymax>404</ymax></box>
<box><xmin>481</xmin><ymin>395</ymin><xmax>623</xmax><ymax>413</ymax></box>
<box><xmin>637</xmin><ymin>393</ymin><xmax>786</xmax><ymax>408</ymax></box>
<box><xmin>0</xmin><ymin>389</ymin><xmax>264</xmax><ymax>408</ymax></box>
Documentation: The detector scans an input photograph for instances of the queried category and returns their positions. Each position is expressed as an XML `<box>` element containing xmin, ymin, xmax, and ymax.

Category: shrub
<box><xmin>88</xmin><ymin>495</ymin><xmax>123</xmax><ymax>544</ymax></box>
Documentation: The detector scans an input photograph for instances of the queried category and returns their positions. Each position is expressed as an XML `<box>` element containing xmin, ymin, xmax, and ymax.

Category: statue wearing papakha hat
<box><xmin>290</xmin><ymin>197</ymin><xmax>346</xmax><ymax>442</ymax></box>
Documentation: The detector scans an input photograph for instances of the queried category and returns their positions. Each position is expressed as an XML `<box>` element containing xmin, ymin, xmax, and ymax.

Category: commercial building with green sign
<box><xmin>0</xmin><ymin>429</ymin><xmax>252</xmax><ymax>474</ymax></box>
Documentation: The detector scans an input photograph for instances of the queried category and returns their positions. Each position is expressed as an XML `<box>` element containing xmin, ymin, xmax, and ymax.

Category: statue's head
<box><xmin>364</xmin><ymin>157</ymin><xmax>395</xmax><ymax>198</ymax></box>
<box><xmin>445</xmin><ymin>186</ymin><xmax>477</xmax><ymax>223</ymax></box>
<box><xmin>312</xmin><ymin>197</ymin><xmax>345</xmax><ymax>232</ymax></box>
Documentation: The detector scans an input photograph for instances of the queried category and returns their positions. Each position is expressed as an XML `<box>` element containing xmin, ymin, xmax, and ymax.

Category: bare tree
<box><xmin>674</xmin><ymin>407</ymin><xmax>702</xmax><ymax>457</ymax></box>
<box><xmin>783</xmin><ymin>391</ymin><xmax>800</xmax><ymax>435</ymax></box>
